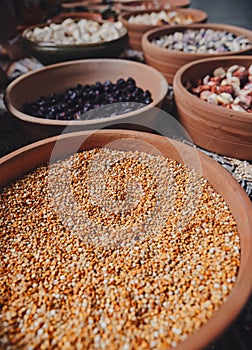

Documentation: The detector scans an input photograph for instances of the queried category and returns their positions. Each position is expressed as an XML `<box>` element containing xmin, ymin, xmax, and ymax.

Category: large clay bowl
<box><xmin>21</xmin><ymin>19</ymin><xmax>128</xmax><ymax>65</ymax></box>
<box><xmin>119</xmin><ymin>7</ymin><xmax>207</xmax><ymax>50</ymax></box>
<box><xmin>173</xmin><ymin>55</ymin><xmax>252</xmax><ymax>160</ymax></box>
<box><xmin>0</xmin><ymin>129</ymin><xmax>252</xmax><ymax>349</ymax></box>
<box><xmin>142</xmin><ymin>23</ymin><xmax>252</xmax><ymax>84</ymax></box>
<box><xmin>4</xmin><ymin>58</ymin><xmax>168</xmax><ymax>141</ymax></box>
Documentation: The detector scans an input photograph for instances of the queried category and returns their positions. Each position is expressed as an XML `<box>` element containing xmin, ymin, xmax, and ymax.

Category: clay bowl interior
<box><xmin>21</xmin><ymin>19</ymin><xmax>128</xmax><ymax>65</ymax></box>
<box><xmin>119</xmin><ymin>7</ymin><xmax>207</xmax><ymax>50</ymax></box>
<box><xmin>4</xmin><ymin>58</ymin><xmax>168</xmax><ymax>141</ymax></box>
<box><xmin>117</xmin><ymin>0</ymin><xmax>191</xmax><ymax>13</ymax></box>
<box><xmin>1</xmin><ymin>129</ymin><xmax>252</xmax><ymax>350</ymax></box>
<box><xmin>173</xmin><ymin>55</ymin><xmax>252</xmax><ymax>160</ymax></box>
<box><xmin>142</xmin><ymin>23</ymin><xmax>252</xmax><ymax>84</ymax></box>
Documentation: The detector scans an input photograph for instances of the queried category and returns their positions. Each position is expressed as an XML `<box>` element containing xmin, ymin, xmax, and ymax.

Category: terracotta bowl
<box><xmin>1</xmin><ymin>129</ymin><xmax>252</xmax><ymax>350</ymax></box>
<box><xmin>4</xmin><ymin>58</ymin><xmax>168</xmax><ymax>141</ymax></box>
<box><xmin>60</xmin><ymin>2</ymin><xmax>112</xmax><ymax>10</ymax></box>
<box><xmin>48</xmin><ymin>11</ymin><xmax>103</xmax><ymax>22</ymax></box>
<box><xmin>21</xmin><ymin>19</ymin><xmax>128</xmax><ymax>65</ymax></box>
<box><xmin>117</xmin><ymin>0</ymin><xmax>191</xmax><ymax>13</ymax></box>
<box><xmin>173</xmin><ymin>55</ymin><xmax>252</xmax><ymax>160</ymax></box>
<box><xmin>61</xmin><ymin>0</ymin><xmax>112</xmax><ymax>10</ymax></box>
<box><xmin>142</xmin><ymin>23</ymin><xmax>252</xmax><ymax>84</ymax></box>
<box><xmin>119</xmin><ymin>7</ymin><xmax>207</xmax><ymax>50</ymax></box>
<box><xmin>60</xmin><ymin>1</ymin><xmax>118</xmax><ymax>20</ymax></box>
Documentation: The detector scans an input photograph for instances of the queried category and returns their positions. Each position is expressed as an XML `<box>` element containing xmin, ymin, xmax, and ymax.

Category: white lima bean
<box><xmin>24</xmin><ymin>18</ymin><xmax>126</xmax><ymax>45</ymax></box>
<box><xmin>128</xmin><ymin>10</ymin><xmax>194</xmax><ymax>25</ymax></box>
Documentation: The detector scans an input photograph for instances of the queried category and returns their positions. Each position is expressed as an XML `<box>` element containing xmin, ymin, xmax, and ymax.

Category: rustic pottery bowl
<box><xmin>119</xmin><ymin>7</ymin><xmax>207</xmax><ymax>50</ymax></box>
<box><xmin>1</xmin><ymin>129</ymin><xmax>252</xmax><ymax>349</ymax></box>
<box><xmin>48</xmin><ymin>11</ymin><xmax>103</xmax><ymax>22</ymax></box>
<box><xmin>4</xmin><ymin>58</ymin><xmax>168</xmax><ymax>141</ymax></box>
<box><xmin>173</xmin><ymin>55</ymin><xmax>252</xmax><ymax>160</ymax></box>
<box><xmin>117</xmin><ymin>0</ymin><xmax>191</xmax><ymax>13</ymax></box>
<box><xmin>61</xmin><ymin>0</ymin><xmax>112</xmax><ymax>10</ymax></box>
<box><xmin>60</xmin><ymin>1</ymin><xmax>118</xmax><ymax>20</ymax></box>
<box><xmin>142</xmin><ymin>23</ymin><xmax>252</xmax><ymax>84</ymax></box>
<box><xmin>21</xmin><ymin>19</ymin><xmax>128</xmax><ymax>65</ymax></box>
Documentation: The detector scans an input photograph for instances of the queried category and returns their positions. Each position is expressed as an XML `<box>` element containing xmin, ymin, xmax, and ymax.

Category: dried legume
<box><xmin>128</xmin><ymin>10</ymin><xmax>193</xmax><ymax>25</ymax></box>
<box><xmin>23</xmin><ymin>78</ymin><xmax>153</xmax><ymax>120</ymax></box>
<box><xmin>152</xmin><ymin>28</ymin><xmax>251</xmax><ymax>53</ymax></box>
<box><xmin>0</xmin><ymin>148</ymin><xmax>240</xmax><ymax>349</ymax></box>
<box><xmin>187</xmin><ymin>63</ymin><xmax>252</xmax><ymax>113</ymax></box>
<box><xmin>24</xmin><ymin>18</ymin><xmax>126</xmax><ymax>45</ymax></box>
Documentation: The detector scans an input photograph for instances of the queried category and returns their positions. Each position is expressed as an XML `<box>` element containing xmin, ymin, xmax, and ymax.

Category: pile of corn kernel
<box><xmin>0</xmin><ymin>148</ymin><xmax>240</xmax><ymax>349</ymax></box>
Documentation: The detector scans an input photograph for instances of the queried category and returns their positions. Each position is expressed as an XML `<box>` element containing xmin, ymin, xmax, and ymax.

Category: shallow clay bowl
<box><xmin>173</xmin><ymin>55</ymin><xmax>252</xmax><ymax>160</ymax></box>
<box><xmin>60</xmin><ymin>1</ymin><xmax>118</xmax><ymax>19</ymax></box>
<box><xmin>48</xmin><ymin>11</ymin><xmax>102</xmax><ymax>22</ymax></box>
<box><xmin>1</xmin><ymin>129</ymin><xmax>252</xmax><ymax>349</ymax></box>
<box><xmin>119</xmin><ymin>7</ymin><xmax>207</xmax><ymax>50</ymax></box>
<box><xmin>142</xmin><ymin>23</ymin><xmax>252</xmax><ymax>84</ymax></box>
<box><xmin>21</xmin><ymin>19</ymin><xmax>128</xmax><ymax>65</ymax></box>
<box><xmin>117</xmin><ymin>0</ymin><xmax>191</xmax><ymax>13</ymax></box>
<box><xmin>61</xmin><ymin>0</ymin><xmax>113</xmax><ymax>10</ymax></box>
<box><xmin>60</xmin><ymin>1</ymin><xmax>109</xmax><ymax>9</ymax></box>
<box><xmin>4</xmin><ymin>58</ymin><xmax>168</xmax><ymax>141</ymax></box>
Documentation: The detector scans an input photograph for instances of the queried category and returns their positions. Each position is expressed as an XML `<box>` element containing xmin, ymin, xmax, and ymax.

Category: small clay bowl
<box><xmin>173</xmin><ymin>55</ymin><xmax>252</xmax><ymax>160</ymax></box>
<box><xmin>117</xmin><ymin>0</ymin><xmax>191</xmax><ymax>13</ymax></box>
<box><xmin>4</xmin><ymin>58</ymin><xmax>168</xmax><ymax>141</ymax></box>
<box><xmin>48</xmin><ymin>11</ymin><xmax>102</xmax><ymax>22</ymax></box>
<box><xmin>119</xmin><ymin>7</ymin><xmax>207</xmax><ymax>50</ymax></box>
<box><xmin>1</xmin><ymin>129</ymin><xmax>252</xmax><ymax>350</ymax></box>
<box><xmin>142</xmin><ymin>23</ymin><xmax>252</xmax><ymax>84</ymax></box>
<box><xmin>60</xmin><ymin>1</ymin><xmax>108</xmax><ymax>10</ymax></box>
<box><xmin>60</xmin><ymin>1</ymin><xmax>118</xmax><ymax>20</ymax></box>
<box><xmin>21</xmin><ymin>18</ymin><xmax>128</xmax><ymax>65</ymax></box>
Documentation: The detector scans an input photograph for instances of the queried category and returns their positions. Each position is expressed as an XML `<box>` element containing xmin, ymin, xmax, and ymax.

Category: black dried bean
<box><xmin>23</xmin><ymin>78</ymin><xmax>153</xmax><ymax>120</ymax></box>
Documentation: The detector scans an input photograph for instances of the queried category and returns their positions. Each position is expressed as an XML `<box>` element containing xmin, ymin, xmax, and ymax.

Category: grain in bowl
<box><xmin>0</xmin><ymin>145</ymin><xmax>241</xmax><ymax>349</ymax></box>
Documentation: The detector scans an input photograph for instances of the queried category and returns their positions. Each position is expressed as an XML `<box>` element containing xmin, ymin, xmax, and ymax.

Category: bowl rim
<box><xmin>173</xmin><ymin>55</ymin><xmax>252</xmax><ymax>122</ymax></box>
<box><xmin>60</xmin><ymin>0</ymin><xmax>191</xmax><ymax>10</ymax></box>
<box><xmin>22</xmin><ymin>18</ymin><xmax>128</xmax><ymax>48</ymax></box>
<box><xmin>1</xmin><ymin>128</ymin><xmax>252</xmax><ymax>350</ymax></box>
<box><xmin>60</xmin><ymin>1</ymin><xmax>115</xmax><ymax>9</ymax></box>
<box><xmin>119</xmin><ymin>6</ymin><xmax>208</xmax><ymax>26</ymax></box>
<box><xmin>4</xmin><ymin>58</ymin><xmax>168</xmax><ymax>126</ymax></box>
<box><xmin>141</xmin><ymin>23</ymin><xmax>252</xmax><ymax>57</ymax></box>
<box><xmin>47</xmin><ymin>11</ymin><xmax>103</xmax><ymax>23</ymax></box>
<box><xmin>118</xmin><ymin>0</ymin><xmax>191</xmax><ymax>10</ymax></box>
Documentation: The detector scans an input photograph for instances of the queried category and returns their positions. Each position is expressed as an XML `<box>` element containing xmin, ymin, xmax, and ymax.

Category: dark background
<box><xmin>191</xmin><ymin>0</ymin><xmax>252</xmax><ymax>30</ymax></box>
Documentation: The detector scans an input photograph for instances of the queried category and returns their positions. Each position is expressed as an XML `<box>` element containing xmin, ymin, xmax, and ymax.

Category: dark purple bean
<box><xmin>126</xmin><ymin>77</ymin><xmax>136</xmax><ymax>86</ymax></box>
<box><xmin>23</xmin><ymin>78</ymin><xmax>153</xmax><ymax>120</ymax></box>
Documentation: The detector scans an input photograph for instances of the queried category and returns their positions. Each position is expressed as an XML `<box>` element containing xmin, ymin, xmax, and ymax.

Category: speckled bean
<box><xmin>188</xmin><ymin>64</ymin><xmax>252</xmax><ymax>113</ymax></box>
<box><xmin>153</xmin><ymin>28</ymin><xmax>251</xmax><ymax>53</ymax></box>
